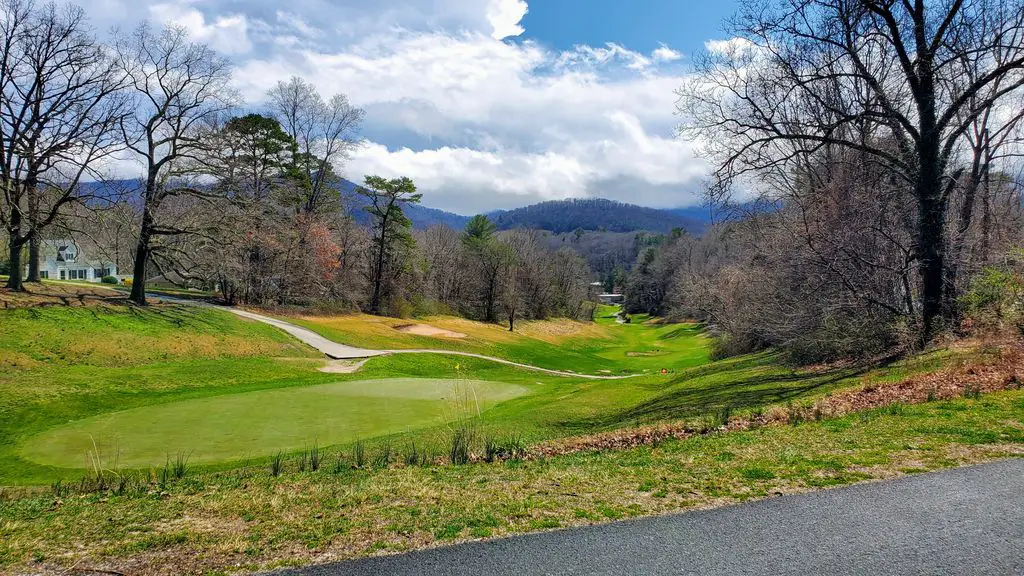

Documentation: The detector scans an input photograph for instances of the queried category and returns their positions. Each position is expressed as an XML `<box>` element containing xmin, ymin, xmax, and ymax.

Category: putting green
<box><xmin>21</xmin><ymin>378</ymin><xmax>527</xmax><ymax>469</ymax></box>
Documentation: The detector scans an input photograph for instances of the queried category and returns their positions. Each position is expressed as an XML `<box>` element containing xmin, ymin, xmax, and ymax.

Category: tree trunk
<box><xmin>6</xmin><ymin>229</ymin><xmax>24</xmax><ymax>291</ymax></box>
<box><xmin>368</xmin><ymin>210</ymin><xmax>390</xmax><ymax>315</ymax></box>
<box><xmin>129</xmin><ymin>208</ymin><xmax>153</xmax><ymax>305</ymax></box>
<box><xmin>26</xmin><ymin>235</ymin><xmax>40</xmax><ymax>282</ymax></box>
<box><xmin>916</xmin><ymin>143</ymin><xmax>947</xmax><ymax>342</ymax></box>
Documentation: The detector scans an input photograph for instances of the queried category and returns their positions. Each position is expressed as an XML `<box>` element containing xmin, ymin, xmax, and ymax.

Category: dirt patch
<box><xmin>394</xmin><ymin>323</ymin><xmax>466</xmax><ymax>338</ymax></box>
<box><xmin>626</xmin><ymin>350</ymin><xmax>667</xmax><ymax>357</ymax></box>
<box><xmin>319</xmin><ymin>359</ymin><xmax>368</xmax><ymax>374</ymax></box>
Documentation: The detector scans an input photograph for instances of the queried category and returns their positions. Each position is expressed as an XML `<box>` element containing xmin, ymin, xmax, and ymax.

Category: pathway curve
<box><xmin>160</xmin><ymin>296</ymin><xmax>638</xmax><ymax>380</ymax></box>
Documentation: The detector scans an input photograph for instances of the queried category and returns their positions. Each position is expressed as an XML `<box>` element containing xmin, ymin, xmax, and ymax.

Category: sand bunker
<box><xmin>394</xmin><ymin>323</ymin><xmax>466</xmax><ymax>338</ymax></box>
<box><xmin>319</xmin><ymin>359</ymin><xmax>368</xmax><ymax>373</ymax></box>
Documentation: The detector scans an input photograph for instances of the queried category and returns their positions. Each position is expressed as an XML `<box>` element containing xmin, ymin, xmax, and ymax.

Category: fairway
<box><xmin>21</xmin><ymin>378</ymin><xmax>528</xmax><ymax>469</ymax></box>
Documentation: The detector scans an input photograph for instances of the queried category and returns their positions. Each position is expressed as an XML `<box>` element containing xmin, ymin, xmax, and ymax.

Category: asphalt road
<box><xmin>269</xmin><ymin>458</ymin><xmax>1024</xmax><ymax>576</ymax></box>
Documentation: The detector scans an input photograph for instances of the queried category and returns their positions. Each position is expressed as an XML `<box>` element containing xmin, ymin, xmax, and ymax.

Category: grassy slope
<box><xmin>287</xmin><ymin>306</ymin><xmax>711</xmax><ymax>374</ymax></box>
<box><xmin>2</xmin><ymin>391</ymin><xmax>1022</xmax><ymax>574</ymax></box>
<box><xmin>0</xmin><ymin>304</ymin><xmax>967</xmax><ymax>484</ymax></box>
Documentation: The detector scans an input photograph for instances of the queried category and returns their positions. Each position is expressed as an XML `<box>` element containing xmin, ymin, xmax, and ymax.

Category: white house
<box><xmin>32</xmin><ymin>240</ymin><xmax>117</xmax><ymax>282</ymax></box>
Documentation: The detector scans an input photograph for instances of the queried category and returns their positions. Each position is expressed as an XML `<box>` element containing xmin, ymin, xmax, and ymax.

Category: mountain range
<box><xmin>84</xmin><ymin>178</ymin><xmax>712</xmax><ymax>235</ymax></box>
<box><xmin>340</xmin><ymin>180</ymin><xmax>710</xmax><ymax>234</ymax></box>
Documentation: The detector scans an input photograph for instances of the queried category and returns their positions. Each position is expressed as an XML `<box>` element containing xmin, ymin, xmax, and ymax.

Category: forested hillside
<box><xmin>490</xmin><ymin>198</ymin><xmax>705</xmax><ymax>233</ymax></box>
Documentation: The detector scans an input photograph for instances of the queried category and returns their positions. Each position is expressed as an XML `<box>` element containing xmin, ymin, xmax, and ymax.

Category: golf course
<box><xmin>3</xmin><ymin>284</ymin><xmax>1024</xmax><ymax>576</ymax></box>
<box><xmin>0</xmin><ymin>292</ymin><xmax>959</xmax><ymax>484</ymax></box>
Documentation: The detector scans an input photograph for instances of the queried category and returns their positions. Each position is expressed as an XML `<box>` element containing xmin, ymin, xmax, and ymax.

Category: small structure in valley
<box><xmin>598</xmin><ymin>293</ymin><xmax>623</xmax><ymax>305</ymax></box>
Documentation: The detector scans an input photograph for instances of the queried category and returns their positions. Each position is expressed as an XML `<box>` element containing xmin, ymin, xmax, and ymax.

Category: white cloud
<box><xmin>652</xmin><ymin>43</ymin><xmax>682</xmax><ymax>63</ymax></box>
<box><xmin>149</xmin><ymin>2</ymin><xmax>253</xmax><ymax>55</ymax></box>
<box><xmin>704</xmin><ymin>37</ymin><xmax>756</xmax><ymax>58</ymax></box>
<box><xmin>487</xmin><ymin>0</ymin><xmax>528</xmax><ymax>40</ymax></box>
<box><xmin>76</xmin><ymin>0</ymin><xmax>710</xmax><ymax>211</ymax></box>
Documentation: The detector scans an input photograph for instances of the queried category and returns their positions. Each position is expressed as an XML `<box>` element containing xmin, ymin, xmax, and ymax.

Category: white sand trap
<box><xmin>319</xmin><ymin>359</ymin><xmax>369</xmax><ymax>373</ymax></box>
<box><xmin>395</xmin><ymin>323</ymin><xmax>467</xmax><ymax>338</ymax></box>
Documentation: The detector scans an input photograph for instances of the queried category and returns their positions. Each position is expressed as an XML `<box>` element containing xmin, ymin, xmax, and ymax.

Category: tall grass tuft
<box><xmin>373</xmin><ymin>441</ymin><xmax>392</xmax><ymax>469</ymax></box>
<box><xmin>270</xmin><ymin>451</ymin><xmax>284</xmax><ymax>477</ymax></box>
<box><xmin>169</xmin><ymin>451</ymin><xmax>189</xmax><ymax>480</ymax></box>
<box><xmin>297</xmin><ymin>448</ymin><xmax>308</xmax><ymax>473</ymax></box>
<box><xmin>449</xmin><ymin>425</ymin><xmax>474</xmax><ymax>465</ymax></box>
<box><xmin>405</xmin><ymin>442</ymin><xmax>420</xmax><ymax>466</ymax></box>
<box><xmin>352</xmin><ymin>439</ymin><xmax>366</xmax><ymax>468</ymax></box>
<box><xmin>309</xmin><ymin>442</ymin><xmax>321</xmax><ymax>472</ymax></box>
<box><xmin>716</xmin><ymin>405</ymin><xmax>732</xmax><ymax>427</ymax></box>
<box><xmin>331</xmin><ymin>452</ymin><xmax>347</xmax><ymax>474</ymax></box>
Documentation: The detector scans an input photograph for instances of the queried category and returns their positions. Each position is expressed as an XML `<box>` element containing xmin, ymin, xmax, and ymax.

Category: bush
<box><xmin>122</xmin><ymin>278</ymin><xmax>133</xmax><ymax>287</ymax></box>
<box><xmin>960</xmin><ymin>264</ymin><xmax>1024</xmax><ymax>328</ymax></box>
<box><xmin>100</xmin><ymin>275</ymin><xmax>119</xmax><ymax>285</ymax></box>
<box><xmin>0</xmin><ymin>259</ymin><xmax>9</xmax><ymax>275</ymax></box>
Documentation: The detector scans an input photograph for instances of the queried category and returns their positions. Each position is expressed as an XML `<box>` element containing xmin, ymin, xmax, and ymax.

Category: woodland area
<box><xmin>626</xmin><ymin>0</ymin><xmax>1024</xmax><ymax>362</ymax></box>
<box><xmin>0</xmin><ymin>0</ymin><xmax>593</xmax><ymax>327</ymax></box>
<box><xmin>3</xmin><ymin>0</ymin><xmax>1024</xmax><ymax>359</ymax></box>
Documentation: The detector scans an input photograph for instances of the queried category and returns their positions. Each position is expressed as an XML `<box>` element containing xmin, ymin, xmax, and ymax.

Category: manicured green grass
<box><xmin>3</xmin><ymin>390</ymin><xmax>1022</xmax><ymax>574</ymax></box>
<box><xmin>0</xmin><ymin>303</ymin><xmax>969</xmax><ymax>484</ymax></box>
<box><xmin>22</xmin><ymin>378</ymin><xmax>527</xmax><ymax>469</ymax></box>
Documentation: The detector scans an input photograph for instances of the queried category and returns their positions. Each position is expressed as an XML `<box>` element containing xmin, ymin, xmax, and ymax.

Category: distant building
<box><xmin>32</xmin><ymin>240</ymin><xmax>117</xmax><ymax>282</ymax></box>
<box><xmin>598</xmin><ymin>293</ymin><xmax>623</xmax><ymax>305</ymax></box>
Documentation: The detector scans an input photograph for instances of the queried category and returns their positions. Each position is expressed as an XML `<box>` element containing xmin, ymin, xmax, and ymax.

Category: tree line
<box><xmin>0</xmin><ymin>0</ymin><xmax>595</xmax><ymax>327</ymax></box>
<box><xmin>625</xmin><ymin>0</ymin><xmax>1024</xmax><ymax>361</ymax></box>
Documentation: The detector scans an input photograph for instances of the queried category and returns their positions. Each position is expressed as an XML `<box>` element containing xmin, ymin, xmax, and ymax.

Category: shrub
<box><xmin>122</xmin><ymin>278</ymin><xmax>133</xmax><ymax>287</ymax></box>
<box><xmin>960</xmin><ymin>263</ymin><xmax>1024</xmax><ymax>329</ymax></box>
<box><xmin>100</xmin><ymin>275</ymin><xmax>119</xmax><ymax>284</ymax></box>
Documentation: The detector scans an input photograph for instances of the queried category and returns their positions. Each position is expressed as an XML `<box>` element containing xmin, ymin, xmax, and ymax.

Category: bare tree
<box><xmin>267</xmin><ymin>76</ymin><xmax>364</xmax><ymax>215</ymax></box>
<box><xmin>0</xmin><ymin>0</ymin><xmax>128</xmax><ymax>290</ymax></box>
<box><xmin>115</xmin><ymin>23</ymin><xmax>237</xmax><ymax>304</ymax></box>
<box><xmin>678</xmin><ymin>0</ymin><xmax>1024</xmax><ymax>341</ymax></box>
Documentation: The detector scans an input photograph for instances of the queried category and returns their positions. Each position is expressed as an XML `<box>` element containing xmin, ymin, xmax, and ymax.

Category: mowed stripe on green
<box><xmin>20</xmin><ymin>378</ymin><xmax>528</xmax><ymax>469</ymax></box>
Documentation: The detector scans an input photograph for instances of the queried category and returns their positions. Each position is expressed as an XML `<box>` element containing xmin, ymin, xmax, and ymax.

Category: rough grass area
<box><xmin>286</xmin><ymin>305</ymin><xmax>711</xmax><ymax>373</ymax></box>
<box><xmin>2</xmin><ymin>390</ymin><xmax>1022</xmax><ymax>575</ymax></box>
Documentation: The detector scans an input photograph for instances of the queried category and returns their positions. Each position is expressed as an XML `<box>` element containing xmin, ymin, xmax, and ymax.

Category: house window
<box><xmin>60</xmin><ymin>270</ymin><xmax>66</xmax><ymax>280</ymax></box>
<box><xmin>39</xmin><ymin>271</ymin><xmax>48</xmax><ymax>279</ymax></box>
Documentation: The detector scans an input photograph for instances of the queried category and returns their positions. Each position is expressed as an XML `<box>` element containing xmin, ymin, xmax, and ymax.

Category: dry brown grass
<box><xmin>0</xmin><ymin>283</ymin><xmax>124</xmax><ymax>309</ymax></box>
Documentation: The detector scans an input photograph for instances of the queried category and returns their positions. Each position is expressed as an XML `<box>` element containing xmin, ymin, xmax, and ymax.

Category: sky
<box><xmin>81</xmin><ymin>0</ymin><xmax>742</xmax><ymax>214</ymax></box>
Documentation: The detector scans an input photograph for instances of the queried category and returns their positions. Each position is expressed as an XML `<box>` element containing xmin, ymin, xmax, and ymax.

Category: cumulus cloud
<box><xmin>76</xmin><ymin>0</ymin><xmax>710</xmax><ymax>212</ymax></box>
<box><xmin>651</xmin><ymin>43</ymin><xmax>682</xmax><ymax>63</ymax></box>
<box><xmin>149</xmin><ymin>2</ymin><xmax>253</xmax><ymax>55</ymax></box>
<box><xmin>487</xmin><ymin>0</ymin><xmax>528</xmax><ymax>40</ymax></box>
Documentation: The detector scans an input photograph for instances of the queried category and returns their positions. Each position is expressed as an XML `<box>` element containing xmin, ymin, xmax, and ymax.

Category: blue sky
<box><xmin>522</xmin><ymin>1</ymin><xmax>738</xmax><ymax>55</ymax></box>
<box><xmin>82</xmin><ymin>0</ymin><xmax>739</xmax><ymax>214</ymax></box>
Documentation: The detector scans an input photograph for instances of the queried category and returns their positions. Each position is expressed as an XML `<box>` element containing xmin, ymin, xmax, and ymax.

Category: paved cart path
<box><xmin>269</xmin><ymin>459</ymin><xmax>1024</xmax><ymax>576</ymax></box>
<box><xmin>158</xmin><ymin>296</ymin><xmax>638</xmax><ymax>379</ymax></box>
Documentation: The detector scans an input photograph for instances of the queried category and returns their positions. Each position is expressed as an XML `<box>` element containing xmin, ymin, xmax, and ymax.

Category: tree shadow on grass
<box><xmin>562</xmin><ymin>360</ymin><xmax>878</xmax><ymax>432</ymax></box>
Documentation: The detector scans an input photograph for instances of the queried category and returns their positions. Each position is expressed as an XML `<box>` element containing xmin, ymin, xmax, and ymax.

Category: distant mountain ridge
<box><xmin>488</xmin><ymin>198</ymin><xmax>705</xmax><ymax>234</ymax></box>
<box><xmin>83</xmin><ymin>178</ymin><xmax>710</xmax><ymax>234</ymax></box>
<box><xmin>340</xmin><ymin>179</ymin><xmax>707</xmax><ymax>233</ymax></box>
